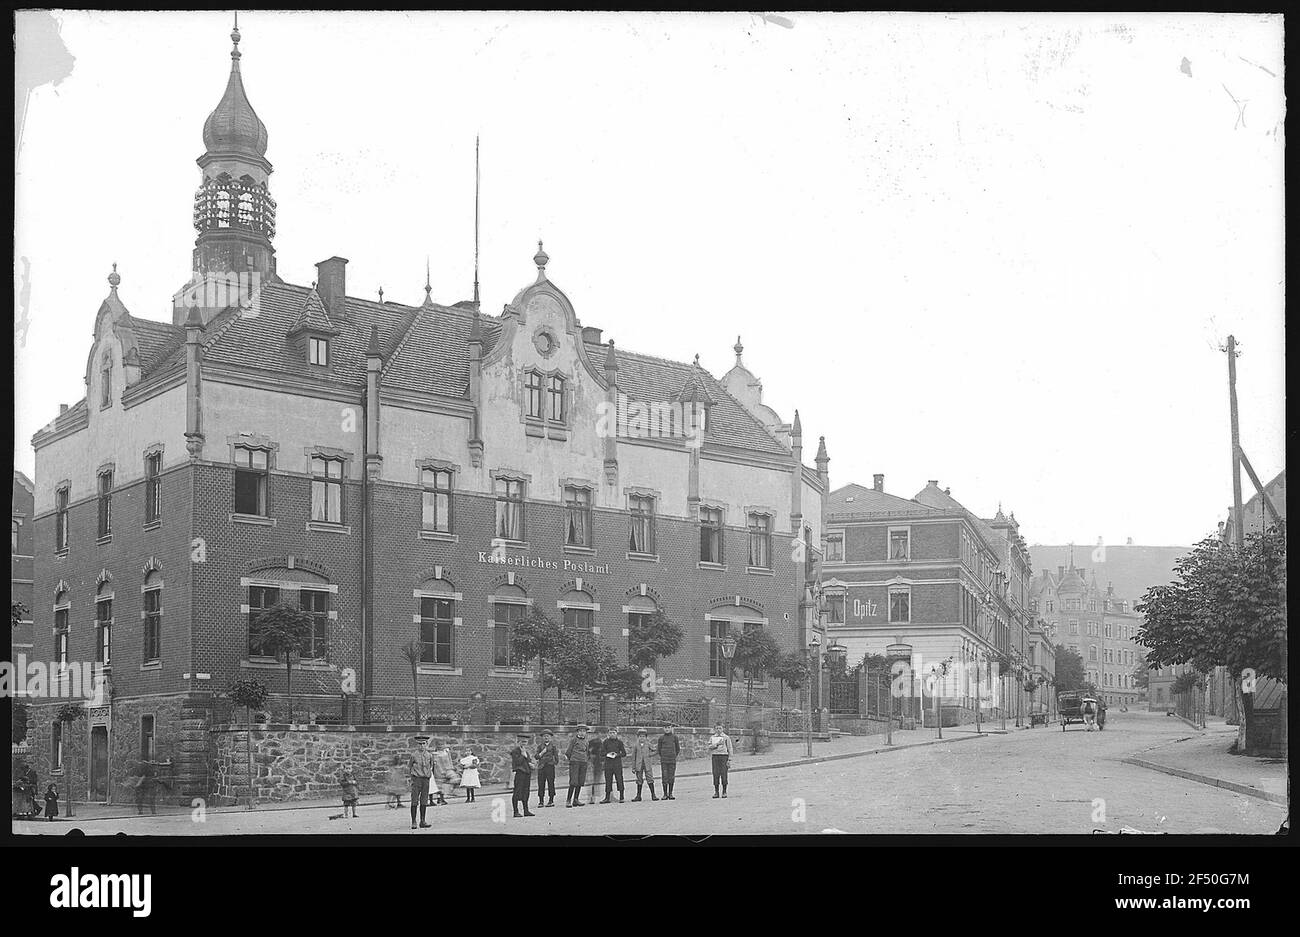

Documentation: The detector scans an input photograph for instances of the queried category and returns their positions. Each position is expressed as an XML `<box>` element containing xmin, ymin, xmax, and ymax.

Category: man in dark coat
<box><xmin>656</xmin><ymin>725</ymin><xmax>682</xmax><ymax>800</ymax></box>
<box><xmin>509</xmin><ymin>732</ymin><xmax>537</xmax><ymax>817</ymax></box>
<box><xmin>535</xmin><ymin>729</ymin><xmax>559</xmax><ymax>807</ymax></box>
<box><xmin>599</xmin><ymin>728</ymin><xmax>627</xmax><ymax>804</ymax></box>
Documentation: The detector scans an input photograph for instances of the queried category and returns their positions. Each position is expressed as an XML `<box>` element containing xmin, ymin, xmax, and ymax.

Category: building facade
<box><xmin>1029</xmin><ymin>560</ymin><xmax>1145</xmax><ymax>709</ymax></box>
<box><xmin>12</xmin><ymin>471</ymin><xmax>35</xmax><ymax>657</ymax></box>
<box><xmin>821</xmin><ymin>476</ymin><xmax>1041</xmax><ymax>722</ymax></box>
<box><xmin>24</xmin><ymin>24</ymin><xmax>825</xmax><ymax>804</ymax></box>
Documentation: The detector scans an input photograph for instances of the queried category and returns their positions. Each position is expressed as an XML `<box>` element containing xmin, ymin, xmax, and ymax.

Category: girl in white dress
<box><xmin>458</xmin><ymin>752</ymin><xmax>481</xmax><ymax>803</ymax></box>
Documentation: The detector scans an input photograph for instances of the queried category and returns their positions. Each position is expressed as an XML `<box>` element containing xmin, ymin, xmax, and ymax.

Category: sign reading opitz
<box><xmin>476</xmin><ymin>551</ymin><xmax>612</xmax><ymax>576</ymax></box>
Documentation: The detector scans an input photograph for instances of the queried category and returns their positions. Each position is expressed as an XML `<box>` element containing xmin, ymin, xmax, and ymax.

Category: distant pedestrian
<box><xmin>24</xmin><ymin>765</ymin><xmax>40</xmax><ymax>818</ymax></box>
<box><xmin>44</xmin><ymin>783</ymin><xmax>59</xmax><ymax>821</ymax></box>
<box><xmin>631</xmin><ymin>728</ymin><xmax>659</xmax><ymax>802</ymax></box>
<box><xmin>339</xmin><ymin>768</ymin><xmax>360</xmax><ymax>818</ymax></box>
<box><xmin>708</xmin><ymin>723</ymin><xmax>734</xmax><ymax>798</ymax></box>
<box><xmin>587</xmin><ymin>730</ymin><xmax>604</xmax><ymax>803</ymax></box>
<box><xmin>536</xmin><ymin>730</ymin><xmax>560</xmax><ymax>807</ymax></box>
<box><xmin>383</xmin><ymin>756</ymin><xmax>406</xmax><ymax>808</ymax></box>
<box><xmin>432</xmin><ymin>742</ymin><xmax>458</xmax><ymax>806</ymax></box>
<box><xmin>409</xmin><ymin>736</ymin><xmax>435</xmax><ymax>829</ymax></box>
<box><xmin>565</xmin><ymin>726</ymin><xmax>590</xmax><ymax>807</ymax></box>
<box><xmin>656</xmin><ymin>725</ymin><xmax>681</xmax><ymax>800</ymax></box>
<box><xmin>130</xmin><ymin>761</ymin><xmax>159</xmax><ymax>815</ymax></box>
<box><xmin>458</xmin><ymin>752</ymin><xmax>481</xmax><ymax>803</ymax></box>
<box><xmin>509</xmin><ymin>732</ymin><xmax>537</xmax><ymax>817</ymax></box>
<box><xmin>600</xmin><ymin>728</ymin><xmax>627</xmax><ymax>804</ymax></box>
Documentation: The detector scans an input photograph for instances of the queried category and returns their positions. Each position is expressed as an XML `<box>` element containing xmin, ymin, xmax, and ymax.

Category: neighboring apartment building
<box><xmin>24</xmin><ymin>23</ymin><xmax>826</xmax><ymax>804</ymax></box>
<box><xmin>12</xmin><ymin>471</ymin><xmax>36</xmax><ymax>668</ymax></box>
<box><xmin>821</xmin><ymin>476</ymin><xmax>1039</xmax><ymax>721</ymax></box>
<box><xmin>1029</xmin><ymin>560</ymin><xmax>1145</xmax><ymax>709</ymax></box>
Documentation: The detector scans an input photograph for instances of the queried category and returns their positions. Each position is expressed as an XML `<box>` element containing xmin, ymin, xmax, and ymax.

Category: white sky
<box><xmin>14</xmin><ymin>11</ymin><xmax>1285</xmax><ymax>546</ymax></box>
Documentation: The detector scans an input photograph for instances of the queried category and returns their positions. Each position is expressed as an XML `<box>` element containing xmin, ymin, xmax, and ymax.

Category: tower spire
<box><xmin>423</xmin><ymin>256</ymin><xmax>433</xmax><ymax>307</ymax></box>
<box><xmin>473</xmin><ymin>134</ymin><xmax>481</xmax><ymax>307</ymax></box>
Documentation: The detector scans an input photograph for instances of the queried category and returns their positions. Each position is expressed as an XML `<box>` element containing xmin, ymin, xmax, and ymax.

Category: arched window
<box><xmin>625</xmin><ymin>595</ymin><xmax>657</xmax><ymax>661</ymax></box>
<box><xmin>216</xmin><ymin>190</ymin><xmax>231</xmax><ymax>228</ymax></box>
<box><xmin>416</xmin><ymin>578</ymin><xmax>458</xmax><ymax>667</ymax></box>
<box><xmin>559</xmin><ymin>589</ymin><xmax>596</xmax><ymax>633</ymax></box>
<box><xmin>143</xmin><ymin>571</ymin><xmax>163</xmax><ymax>664</ymax></box>
<box><xmin>94</xmin><ymin>581</ymin><xmax>113</xmax><ymax>669</ymax></box>
<box><xmin>53</xmin><ymin>590</ymin><xmax>70</xmax><ymax>671</ymax></box>
<box><xmin>237</xmin><ymin>191</ymin><xmax>254</xmax><ymax>227</ymax></box>
<box><xmin>492</xmin><ymin>583</ymin><xmax>529</xmax><ymax>668</ymax></box>
<box><xmin>100</xmin><ymin>354</ymin><xmax>113</xmax><ymax>408</ymax></box>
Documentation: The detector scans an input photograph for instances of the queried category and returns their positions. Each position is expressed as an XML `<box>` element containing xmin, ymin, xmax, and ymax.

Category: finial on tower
<box><xmin>378</xmin><ymin>286</ymin><xmax>384</xmax><ymax>304</ymax></box>
<box><xmin>423</xmin><ymin>257</ymin><xmax>433</xmax><ymax>306</ymax></box>
<box><xmin>693</xmin><ymin>353</ymin><xmax>700</xmax><ymax>367</ymax></box>
<box><xmin>231</xmin><ymin>12</ymin><xmax>242</xmax><ymax>61</ymax></box>
<box><xmin>792</xmin><ymin>409</ymin><xmax>802</xmax><ymax>436</ymax></box>
<box><xmin>108</xmin><ymin>262</ymin><xmax>120</xmax><ymax>291</ymax></box>
<box><xmin>534</xmin><ymin>240</ymin><xmax>549</xmax><ymax>279</ymax></box>
<box><xmin>734</xmin><ymin>335</ymin><xmax>743</xmax><ymax>363</ymax></box>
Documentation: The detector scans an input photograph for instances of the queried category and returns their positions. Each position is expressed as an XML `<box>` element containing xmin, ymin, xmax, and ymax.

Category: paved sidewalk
<box><xmin>25</xmin><ymin>726</ymin><xmax>991</xmax><ymax>825</ymax></box>
<box><xmin>1122</xmin><ymin>719</ymin><xmax>1287</xmax><ymax>805</ymax></box>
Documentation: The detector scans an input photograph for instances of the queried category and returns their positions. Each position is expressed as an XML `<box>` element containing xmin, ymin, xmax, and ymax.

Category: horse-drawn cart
<box><xmin>1058</xmin><ymin>691</ymin><xmax>1106</xmax><ymax>731</ymax></box>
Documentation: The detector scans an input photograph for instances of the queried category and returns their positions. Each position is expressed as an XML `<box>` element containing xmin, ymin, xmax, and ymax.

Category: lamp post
<box><xmin>721</xmin><ymin>633</ymin><xmax>738</xmax><ymax>731</ymax></box>
<box><xmin>805</xmin><ymin>635</ymin><xmax>820</xmax><ymax>757</ymax></box>
<box><xmin>973</xmin><ymin>648</ymin><xmax>982</xmax><ymax>736</ymax></box>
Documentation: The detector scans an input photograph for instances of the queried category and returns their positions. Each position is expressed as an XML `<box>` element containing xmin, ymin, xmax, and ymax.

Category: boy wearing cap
<box><xmin>631</xmin><ymin>728</ymin><xmax>659</xmax><ymax>802</ymax></box>
<box><xmin>600</xmin><ymin>728</ymin><xmax>628</xmax><ymax>804</ymax></box>
<box><xmin>656</xmin><ymin>725</ymin><xmax>681</xmax><ymax>799</ymax></box>
<box><xmin>708</xmin><ymin>722</ymin><xmax>734</xmax><ymax>798</ymax></box>
<box><xmin>509</xmin><ymin>733</ymin><xmax>537</xmax><ymax>817</ymax></box>
<box><xmin>564</xmin><ymin>726</ymin><xmax>590</xmax><ymax>807</ymax></box>
<box><xmin>587</xmin><ymin>730</ymin><xmax>604</xmax><ymax>803</ymax></box>
<box><xmin>536</xmin><ymin>730</ymin><xmax>559</xmax><ymax>807</ymax></box>
<box><xmin>409</xmin><ymin>736</ymin><xmax>435</xmax><ymax>829</ymax></box>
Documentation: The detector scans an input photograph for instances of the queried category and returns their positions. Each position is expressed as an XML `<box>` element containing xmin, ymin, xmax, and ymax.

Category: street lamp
<box><xmin>720</xmin><ymin>633</ymin><xmax>738</xmax><ymax>731</ymax></box>
<box><xmin>805</xmin><ymin>636</ymin><xmax>821</xmax><ymax>756</ymax></box>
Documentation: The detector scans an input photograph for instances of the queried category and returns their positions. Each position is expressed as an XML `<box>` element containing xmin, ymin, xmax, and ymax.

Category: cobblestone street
<box><xmin>15</xmin><ymin>711</ymin><xmax>1284</xmax><ymax>837</ymax></box>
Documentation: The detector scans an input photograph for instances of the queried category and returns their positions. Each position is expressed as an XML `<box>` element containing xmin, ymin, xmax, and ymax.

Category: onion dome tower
<box><xmin>191</xmin><ymin>16</ymin><xmax>277</xmax><ymax>285</ymax></box>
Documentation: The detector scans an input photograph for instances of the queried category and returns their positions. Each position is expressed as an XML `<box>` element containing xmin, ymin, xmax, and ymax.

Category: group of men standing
<box><xmin>508</xmin><ymin>723</ymin><xmax>734</xmax><ymax>815</ymax></box>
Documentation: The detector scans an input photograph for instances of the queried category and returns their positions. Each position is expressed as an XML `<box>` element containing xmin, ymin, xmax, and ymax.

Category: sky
<box><xmin>13</xmin><ymin>11</ymin><xmax>1285</xmax><ymax>546</ymax></box>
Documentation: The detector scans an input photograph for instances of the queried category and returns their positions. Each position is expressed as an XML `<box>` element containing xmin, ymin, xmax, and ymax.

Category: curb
<box><xmin>1121</xmin><ymin>756</ymin><xmax>1287</xmax><ymax>805</ymax></box>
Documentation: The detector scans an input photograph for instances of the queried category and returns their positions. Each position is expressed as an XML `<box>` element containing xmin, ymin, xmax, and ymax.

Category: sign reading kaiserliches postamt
<box><xmin>476</xmin><ymin>551</ymin><xmax>612</xmax><ymax>576</ymax></box>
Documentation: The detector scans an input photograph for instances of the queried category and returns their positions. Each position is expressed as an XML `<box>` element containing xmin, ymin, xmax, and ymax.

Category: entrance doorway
<box><xmin>89</xmin><ymin>725</ymin><xmax>109</xmax><ymax>802</ymax></box>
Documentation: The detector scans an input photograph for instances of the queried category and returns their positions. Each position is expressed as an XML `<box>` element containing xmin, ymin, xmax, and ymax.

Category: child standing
<box><xmin>383</xmin><ymin>756</ymin><xmax>406</xmax><ymax>809</ymax></box>
<box><xmin>339</xmin><ymin>768</ymin><xmax>360</xmax><ymax>818</ymax></box>
<box><xmin>44</xmin><ymin>783</ymin><xmax>59</xmax><ymax>821</ymax></box>
<box><xmin>458</xmin><ymin>752</ymin><xmax>481</xmax><ymax>802</ymax></box>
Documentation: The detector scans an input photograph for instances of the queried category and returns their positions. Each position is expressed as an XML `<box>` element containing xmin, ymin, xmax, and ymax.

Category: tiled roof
<box><xmin>825</xmin><ymin>483</ymin><xmax>941</xmax><ymax>517</ymax></box>
<box><xmin>913</xmin><ymin>484</ymin><xmax>1006</xmax><ymax>555</ymax></box>
<box><xmin>120</xmin><ymin>279</ymin><xmax>787</xmax><ymax>458</ymax></box>
<box><xmin>125</xmin><ymin>315</ymin><xmax>185</xmax><ymax>371</ymax></box>
<box><xmin>287</xmin><ymin>289</ymin><xmax>338</xmax><ymax>336</ymax></box>
<box><xmin>589</xmin><ymin>343</ymin><xmax>787</xmax><ymax>455</ymax></box>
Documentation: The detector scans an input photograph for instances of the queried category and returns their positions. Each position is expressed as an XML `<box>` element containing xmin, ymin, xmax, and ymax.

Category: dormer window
<box><xmin>309</xmin><ymin>337</ymin><xmax>329</xmax><ymax>366</ymax></box>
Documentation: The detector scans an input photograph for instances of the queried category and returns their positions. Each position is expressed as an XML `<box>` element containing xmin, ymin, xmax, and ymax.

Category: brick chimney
<box><xmin>873</xmin><ymin>474</ymin><xmax>884</xmax><ymax>492</ymax></box>
<box><xmin>315</xmin><ymin>256</ymin><xmax>349</xmax><ymax>322</ymax></box>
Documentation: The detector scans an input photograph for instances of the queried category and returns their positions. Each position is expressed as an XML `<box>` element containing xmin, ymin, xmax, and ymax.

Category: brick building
<box><xmin>1029</xmin><ymin>558</ymin><xmax>1145</xmax><ymax>710</ymax></box>
<box><xmin>12</xmin><ymin>471</ymin><xmax>35</xmax><ymax>657</ymax></box>
<box><xmin>821</xmin><ymin>476</ymin><xmax>1040</xmax><ymax>723</ymax></box>
<box><xmin>24</xmin><ymin>24</ymin><xmax>825</xmax><ymax>804</ymax></box>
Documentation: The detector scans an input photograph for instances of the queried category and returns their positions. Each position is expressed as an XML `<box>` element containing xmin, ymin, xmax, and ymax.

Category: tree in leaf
<box><xmin>627</xmin><ymin>609</ymin><xmax>684</xmax><ymax>720</ymax></box>
<box><xmin>54</xmin><ymin>703</ymin><xmax>85</xmax><ymax>817</ymax></box>
<box><xmin>553</xmin><ymin>630</ymin><xmax>617</xmax><ymax>720</ymax></box>
<box><xmin>1136</xmin><ymin>525</ymin><xmax>1286</xmax><ymax>750</ymax></box>
<box><xmin>769</xmin><ymin>652</ymin><xmax>808</xmax><ymax>709</ymax></box>
<box><xmin>12</xmin><ymin>600</ymin><xmax>28</xmax><ymax>629</ymax></box>
<box><xmin>226</xmin><ymin>678</ymin><xmax>268</xmax><ymax>803</ymax></box>
<box><xmin>1052</xmin><ymin>645</ymin><xmax>1087</xmax><ymax>693</ymax></box>
<box><xmin>398</xmin><ymin>640</ymin><xmax>423</xmax><ymax>725</ymax></box>
<box><xmin>732</xmin><ymin>628</ymin><xmax>781</xmax><ymax>703</ymax></box>
<box><xmin>508</xmin><ymin>610</ymin><xmax>566</xmax><ymax>723</ymax></box>
<box><xmin>250</xmin><ymin>602</ymin><xmax>315</xmax><ymax>725</ymax></box>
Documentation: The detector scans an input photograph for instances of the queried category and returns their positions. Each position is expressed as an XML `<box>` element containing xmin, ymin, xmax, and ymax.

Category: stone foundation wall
<box><xmin>210</xmin><ymin>724</ymin><xmax>766</xmax><ymax>803</ymax></box>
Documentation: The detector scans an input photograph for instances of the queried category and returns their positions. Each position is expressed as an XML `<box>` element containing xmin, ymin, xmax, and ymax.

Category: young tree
<box><xmin>54</xmin><ymin>703</ymin><xmax>85</xmax><ymax>817</ymax></box>
<box><xmin>1137</xmin><ymin>526</ymin><xmax>1286</xmax><ymax>750</ymax></box>
<box><xmin>251</xmin><ymin>602</ymin><xmax>315</xmax><ymax>725</ymax></box>
<box><xmin>226</xmin><ymin>678</ymin><xmax>268</xmax><ymax>804</ymax></box>
<box><xmin>733</xmin><ymin>629</ymin><xmax>781</xmax><ymax>703</ymax></box>
<box><xmin>508</xmin><ymin>610</ymin><xmax>566</xmax><ymax>723</ymax></box>
<box><xmin>398</xmin><ymin>640</ymin><xmax>423</xmax><ymax>725</ymax></box>
<box><xmin>769</xmin><ymin>652</ymin><xmax>808</xmax><ymax>709</ymax></box>
<box><xmin>552</xmin><ymin>630</ymin><xmax>617</xmax><ymax>721</ymax></box>
<box><xmin>627</xmin><ymin>609</ymin><xmax>684</xmax><ymax>720</ymax></box>
<box><xmin>12</xmin><ymin>600</ymin><xmax>28</xmax><ymax>629</ymax></box>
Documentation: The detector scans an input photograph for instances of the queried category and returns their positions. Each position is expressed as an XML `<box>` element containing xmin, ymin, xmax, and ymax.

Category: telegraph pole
<box><xmin>1225</xmin><ymin>335</ymin><xmax>1245</xmax><ymax>732</ymax></box>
